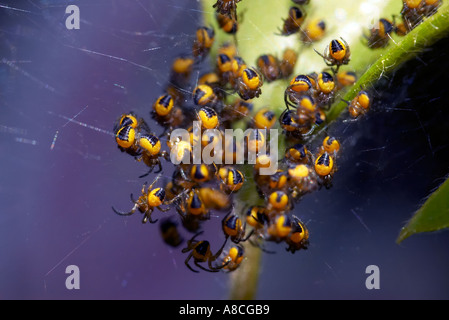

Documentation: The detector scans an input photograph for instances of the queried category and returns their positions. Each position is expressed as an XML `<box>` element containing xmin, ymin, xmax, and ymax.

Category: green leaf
<box><xmin>397</xmin><ymin>176</ymin><xmax>449</xmax><ymax>244</ymax></box>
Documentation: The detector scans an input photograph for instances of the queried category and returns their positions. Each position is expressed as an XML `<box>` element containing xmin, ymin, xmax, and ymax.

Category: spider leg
<box><xmin>139</xmin><ymin>168</ymin><xmax>153</xmax><ymax>179</ymax></box>
<box><xmin>148</xmin><ymin>216</ymin><xmax>159</xmax><ymax>224</ymax></box>
<box><xmin>183</xmin><ymin>231</ymin><xmax>203</xmax><ymax>252</ymax></box>
<box><xmin>313</xmin><ymin>48</ymin><xmax>325</xmax><ymax>59</ymax></box>
<box><xmin>182</xmin><ymin>244</ymin><xmax>192</xmax><ymax>253</ymax></box>
<box><xmin>134</xmin><ymin>154</ymin><xmax>143</xmax><ymax>162</ymax></box>
<box><xmin>139</xmin><ymin>119</ymin><xmax>152</xmax><ymax>134</ymax></box>
<box><xmin>159</xmin><ymin>190</ymin><xmax>187</xmax><ymax>212</ymax></box>
<box><xmin>280</xmin><ymin>108</ymin><xmax>288</xmax><ymax>122</ymax></box>
<box><xmin>156</xmin><ymin>205</ymin><xmax>171</xmax><ymax>213</ymax></box>
<box><xmin>274</xmin><ymin>26</ymin><xmax>286</xmax><ymax>37</ymax></box>
<box><xmin>340</xmin><ymin>37</ymin><xmax>350</xmax><ymax>55</ymax></box>
<box><xmin>148</xmin><ymin>174</ymin><xmax>162</xmax><ymax>190</ymax></box>
<box><xmin>191</xmin><ymin>231</ymin><xmax>204</xmax><ymax>242</ymax></box>
<box><xmin>300</xmin><ymin>125</ymin><xmax>317</xmax><ymax>138</ymax></box>
<box><xmin>184</xmin><ymin>252</ymin><xmax>199</xmax><ymax>273</ymax></box>
<box><xmin>221</xmin><ymin>210</ymin><xmax>232</xmax><ymax>225</ymax></box>
<box><xmin>284</xmin><ymin>91</ymin><xmax>297</xmax><ymax>110</ymax></box>
<box><xmin>196</xmin><ymin>260</ymin><xmax>219</xmax><ymax>273</ymax></box>
<box><xmin>323</xmin><ymin>59</ymin><xmax>334</xmax><ymax>67</ymax></box>
<box><xmin>284</xmin><ymin>93</ymin><xmax>291</xmax><ymax>110</ymax></box>
<box><xmin>175</xmin><ymin>191</ymin><xmax>189</xmax><ymax>216</ymax></box>
<box><xmin>142</xmin><ymin>208</ymin><xmax>158</xmax><ymax>224</ymax></box>
<box><xmin>165</xmin><ymin>189</ymin><xmax>188</xmax><ymax>205</ymax></box>
<box><xmin>212</xmin><ymin>237</ymin><xmax>228</xmax><ymax>261</ymax></box>
<box><xmin>140</xmin><ymin>182</ymin><xmax>148</xmax><ymax>195</ymax></box>
<box><xmin>161</xmin><ymin>150</ymin><xmax>170</xmax><ymax>161</ymax></box>
<box><xmin>286</xmin><ymin>245</ymin><xmax>296</xmax><ymax>254</ymax></box>
<box><xmin>154</xmin><ymin>160</ymin><xmax>163</xmax><ymax>174</ymax></box>
<box><xmin>240</xmin><ymin>228</ymin><xmax>254</xmax><ymax>242</ymax></box>
<box><xmin>160</xmin><ymin>125</ymin><xmax>172</xmax><ymax>138</ymax></box>
<box><xmin>306</xmin><ymin>150</ymin><xmax>314</xmax><ymax>164</ymax></box>
<box><xmin>112</xmin><ymin>203</ymin><xmax>139</xmax><ymax>216</ymax></box>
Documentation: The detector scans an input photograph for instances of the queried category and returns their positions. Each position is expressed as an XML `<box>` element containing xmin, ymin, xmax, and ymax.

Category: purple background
<box><xmin>1</xmin><ymin>0</ymin><xmax>449</xmax><ymax>300</ymax></box>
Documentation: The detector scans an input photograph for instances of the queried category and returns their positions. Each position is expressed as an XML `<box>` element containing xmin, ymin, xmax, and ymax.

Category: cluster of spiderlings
<box><xmin>111</xmin><ymin>0</ymin><xmax>375</xmax><ymax>273</ymax></box>
<box><xmin>114</xmin><ymin>112</ymin><xmax>169</xmax><ymax>177</ymax></box>
<box><xmin>280</xmin><ymin>36</ymin><xmax>359</xmax><ymax>140</ymax></box>
<box><xmin>364</xmin><ymin>0</ymin><xmax>443</xmax><ymax>48</ymax></box>
<box><xmin>111</xmin><ymin>2</ymin><xmax>252</xmax><ymax>272</ymax></box>
<box><xmin>247</xmin><ymin>133</ymin><xmax>344</xmax><ymax>255</ymax></box>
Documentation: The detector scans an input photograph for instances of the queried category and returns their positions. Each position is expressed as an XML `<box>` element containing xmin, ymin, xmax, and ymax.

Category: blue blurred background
<box><xmin>1</xmin><ymin>0</ymin><xmax>449</xmax><ymax>300</ymax></box>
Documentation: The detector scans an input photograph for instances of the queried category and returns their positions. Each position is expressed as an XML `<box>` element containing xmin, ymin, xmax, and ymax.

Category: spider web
<box><xmin>1</xmin><ymin>0</ymin><xmax>449</xmax><ymax>300</ymax></box>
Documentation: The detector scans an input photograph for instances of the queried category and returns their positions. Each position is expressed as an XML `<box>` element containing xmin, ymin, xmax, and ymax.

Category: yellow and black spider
<box><xmin>285</xmin><ymin>215</ymin><xmax>309</xmax><ymax>253</ymax></box>
<box><xmin>301</xmin><ymin>18</ymin><xmax>326</xmax><ymax>43</ymax></box>
<box><xmin>279</xmin><ymin>6</ymin><xmax>306</xmax><ymax>36</ymax></box>
<box><xmin>112</xmin><ymin>175</ymin><xmax>183</xmax><ymax>224</ymax></box>
<box><xmin>236</xmin><ymin>67</ymin><xmax>263</xmax><ymax>100</ymax></box>
<box><xmin>221</xmin><ymin>245</ymin><xmax>245</xmax><ymax>272</ymax></box>
<box><xmin>222</xmin><ymin>210</ymin><xmax>253</xmax><ymax>244</ymax></box>
<box><xmin>364</xmin><ymin>18</ymin><xmax>395</xmax><ymax>49</ymax></box>
<box><xmin>284</xmin><ymin>74</ymin><xmax>314</xmax><ymax>109</ymax></box>
<box><xmin>182</xmin><ymin>231</ymin><xmax>229</xmax><ymax>273</ymax></box>
<box><xmin>192</xmin><ymin>26</ymin><xmax>215</xmax><ymax>60</ymax></box>
<box><xmin>315</xmin><ymin>38</ymin><xmax>351</xmax><ymax>71</ymax></box>
<box><xmin>256</xmin><ymin>54</ymin><xmax>281</xmax><ymax>83</ymax></box>
<box><xmin>346</xmin><ymin>90</ymin><xmax>371</xmax><ymax>119</ymax></box>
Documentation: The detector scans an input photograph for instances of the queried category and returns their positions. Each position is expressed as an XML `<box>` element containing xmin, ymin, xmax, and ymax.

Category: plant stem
<box><xmin>228</xmin><ymin>241</ymin><xmax>262</xmax><ymax>300</ymax></box>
